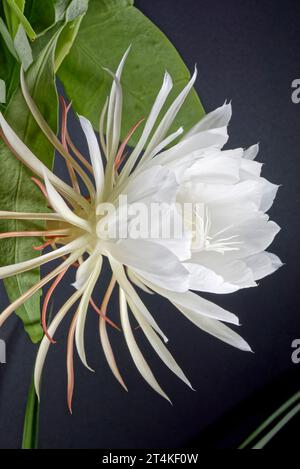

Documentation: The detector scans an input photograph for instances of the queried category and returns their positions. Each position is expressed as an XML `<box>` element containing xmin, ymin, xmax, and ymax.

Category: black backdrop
<box><xmin>0</xmin><ymin>0</ymin><xmax>300</xmax><ymax>449</ymax></box>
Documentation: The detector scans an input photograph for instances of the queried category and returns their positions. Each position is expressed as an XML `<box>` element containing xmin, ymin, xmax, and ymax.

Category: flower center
<box><xmin>189</xmin><ymin>203</ymin><xmax>242</xmax><ymax>254</ymax></box>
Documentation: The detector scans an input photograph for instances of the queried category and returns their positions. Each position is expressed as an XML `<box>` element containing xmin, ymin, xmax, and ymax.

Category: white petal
<box><xmin>154</xmin><ymin>127</ymin><xmax>229</xmax><ymax>169</ymax></box>
<box><xmin>180</xmin><ymin>178</ymin><xmax>278</xmax><ymax>217</ymax></box>
<box><xmin>107</xmin><ymin>166</ymin><xmax>178</xmax><ymax>230</ymax></box>
<box><xmin>106</xmin><ymin>47</ymin><xmax>130</xmax><ymax>160</ymax></box>
<box><xmin>142</xmin><ymin>67</ymin><xmax>198</xmax><ymax>161</ymax></box>
<box><xmin>183</xmin><ymin>102</ymin><xmax>232</xmax><ymax>139</ymax></box>
<box><xmin>0</xmin><ymin>235</ymin><xmax>88</xmax><ymax>279</ymax></box>
<box><xmin>43</xmin><ymin>172</ymin><xmax>91</xmax><ymax>232</ymax></box>
<box><xmin>109</xmin><ymin>258</ymin><xmax>168</xmax><ymax>342</ymax></box>
<box><xmin>124</xmin><ymin>164</ymin><xmax>178</xmax><ymax>206</ymax></box>
<box><xmin>119</xmin><ymin>71</ymin><xmax>173</xmax><ymax>179</ymax></box>
<box><xmin>184</xmin><ymin>153</ymin><xmax>241</xmax><ymax>185</ymax></box>
<box><xmin>244</xmin><ymin>252</ymin><xmax>283</xmax><ymax>280</ymax></box>
<box><xmin>184</xmin><ymin>262</ymin><xmax>245</xmax><ymax>293</ymax></box>
<box><xmin>99</xmin><ymin>316</ymin><xmax>128</xmax><ymax>391</ymax></box>
<box><xmin>244</xmin><ymin>143</ymin><xmax>259</xmax><ymax>160</ymax></box>
<box><xmin>259</xmin><ymin>179</ymin><xmax>280</xmax><ymax>212</ymax></box>
<box><xmin>107</xmin><ymin>239</ymin><xmax>190</xmax><ymax>292</ymax></box>
<box><xmin>219</xmin><ymin>214</ymin><xmax>280</xmax><ymax>259</ymax></box>
<box><xmin>146</xmin><ymin>126</ymin><xmax>184</xmax><ymax>160</ymax></box>
<box><xmin>0</xmin><ymin>248</ymin><xmax>83</xmax><ymax>327</ymax></box>
<box><xmin>75</xmin><ymin>258</ymin><xmax>102</xmax><ymax>370</ymax></box>
<box><xmin>179</xmin><ymin>179</ymin><xmax>260</xmax><ymax>208</ymax></box>
<box><xmin>127</xmin><ymin>268</ymin><xmax>154</xmax><ymax>294</ymax></box>
<box><xmin>240</xmin><ymin>157</ymin><xmax>262</xmax><ymax>178</ymax></box>
<box><xmin>73</xmin><ymin>252</ymin><xmax>102</xmax><ymax>290</ymax></box>
<box><xmin>178</xmin><ymin>305</ymin><xmax>252</xmax><ymax>352</ymax></box>
<box><xmin>141</xmin><ymin>279</ymin><xmax>239</xmax><ymax>324</ymax></box>
<box><xmin>127</xmin><ymin>294</ymin><xmax>193</xmax><ymax>389</ymax></box>
<box><xmin>99</xmin><ymin>97</ymin><xmax>108</xmax><ymax>158</ymax></box>
<box><xmin>186</xmin><ymin>253</ymin><xmax>257</xmax><ymax>292</ymax></box>
<box><xmin>119</xmin><ymin>288</ymin><xmax>171</xmax><ymax>402</ymax></box>
<box><xmin>34</xmin><ymin>287</ymin><xmax>84</xmax><ymax>399</ymax></box>
<box><xmin>79</xmin><ymin>115</ymin><xmax>104</xmax><ymax>201</ymax></box>
<box><xmin>0</xmin><ymin>211</ymin><xmax>64</xmax><ymax>221</ymax></box>
<box><xmin>141</xmin><ymin>206</ymin><xmax>191</xmax><ymax>262</ymax></box>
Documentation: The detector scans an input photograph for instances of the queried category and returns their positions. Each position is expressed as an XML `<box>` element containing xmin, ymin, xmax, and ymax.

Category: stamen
<box><xmin>192</xmin><ymin>204</ymin><xmax>242</xmax><ymax>254</ymax></box>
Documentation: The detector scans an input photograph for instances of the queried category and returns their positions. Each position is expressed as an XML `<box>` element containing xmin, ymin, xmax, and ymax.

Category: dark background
<box><xmin>0</xmin><ymin>0</ymin><xmax>300</xmax><ymax>449</ymax></box>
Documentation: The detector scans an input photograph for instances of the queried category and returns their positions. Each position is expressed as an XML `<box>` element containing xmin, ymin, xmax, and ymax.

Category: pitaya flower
<box><xmin>0</xmin><ymin>49</ymin><xmax>281</xmax><ymax>410</ymax></box>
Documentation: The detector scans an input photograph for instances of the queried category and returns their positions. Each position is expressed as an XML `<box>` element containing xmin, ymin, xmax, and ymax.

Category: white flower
<box><xmin>149</xmin><ymin>104</ymin><xmax>281</xmax><ymax>294</ymax></box>
<box><xmin>0</xmin><ymin>48</ymin><xmax>281</xmax><ymax>409</ymax></box>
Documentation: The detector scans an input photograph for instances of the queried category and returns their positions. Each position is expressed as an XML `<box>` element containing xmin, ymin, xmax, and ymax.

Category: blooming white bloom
<box><xmin>0</xmin><ymin>49</ymin><xmax>281</xmax><ymax>409</ymax></box>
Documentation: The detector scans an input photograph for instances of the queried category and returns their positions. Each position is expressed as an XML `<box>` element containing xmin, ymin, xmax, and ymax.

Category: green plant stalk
<box><xmin>252</xmin><ymin>401</ymin><xmax>300</xmax><ymax>449</ymax></box>
<box><xmin>239</xmin><ymin>390</ymin><xmax>300</xmax><ymax>449</ymax></box>
<box><xmin>22</xmin><ymin>374</ymin><xmax>40</xmax><ymax>449</ymax></box>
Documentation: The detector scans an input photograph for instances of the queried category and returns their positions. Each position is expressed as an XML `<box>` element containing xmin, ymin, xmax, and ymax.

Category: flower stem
<box><xmin>22</xmin><ymin>374</ymin><xmax>40</xmax><ymax>449</ymax></box>
<box><xmin>239</xmin><ymin>390</ymin><xmax>300</xmax><ymax>449</ymax></box>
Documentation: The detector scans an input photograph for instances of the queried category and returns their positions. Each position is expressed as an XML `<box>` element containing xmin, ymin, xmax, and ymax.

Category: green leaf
<box><xmin>0</xmin><ymin>14</ymin><xmax>20</xmax><ymax>108</ymax></box>
<box><xmin>9</xmin><ymin>0</ymin><xmax>25</xmax><ymax>38</ymax></box>
<box><xmin>65</xmin><ymin>0</ymin><xmax>89</xmax><ymax>22</ymax></box>
<box><xmin>22</xmin><ymin>373</ymin><xmax>40</xmax><ymax>449</ymax></box>
<box><xmin>26</xmin><ymin>0</ymin><xmax>57</xmax><ymax>35</ymax></box>
<box><xmin>25</xmin><ymin>0</ymin><xmax>88</xmax><ymax>71</ymax></box>
<box><xmin>54</xmin><ymin>0</ymin><xmax>89</xmax><ymax>71</ymax></box>
<box><xmin>0</xmin><ymin>14</ymin><xmax>20</xmax><ymax>107</ymax></box>
<box><xmin>0</xmin><ymin>30</ymin><xmax>61</xmax><ymax>343</ymax></box>
<box><xmin>14</xmin><ymin>24</ymin><xmax>33</xmax><ymax>71</ymax></box>
<box><xmin>0</xmin><ymin>44</ymin><xmax>19</xmax><ymax>108</ymax></box>
<box><xmin>4</xmin><ymin>0</ymin><xmax>36</xmax><ymax>40</ymax></box>
<box><xmin>58</xmin><ymin>0</ymin><xmax>205</xmax><ymax>147</ymax></box>
<box><xmin>0</xmin><ymin>17</ymin><xmax>19</xmax><ymax>60</ymax></box>
<box><xmin>26</xmin><ymin>0</ymin><xmax>87</xmax><ymax>37</ymax></box>
<box><xmin>2</xmin><ymin>0</ymin><xmax>14</xmax><ymax>37</ymax></box>
<box><xmin>54</xmin><ymin>1</ymin><xmax>73</xmax><ymax>21</ymax></box>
